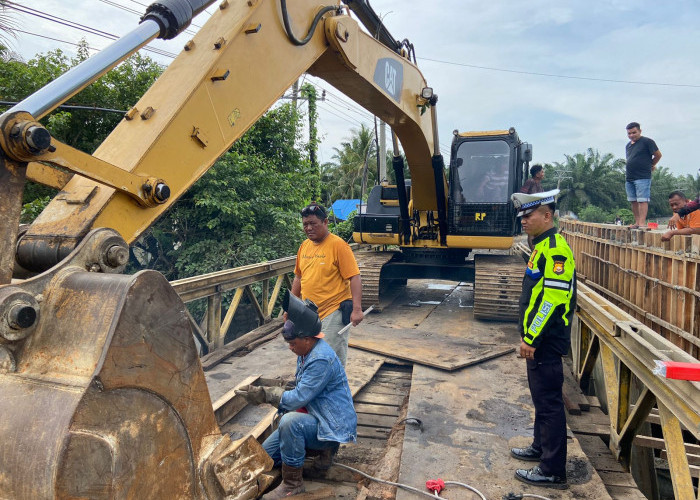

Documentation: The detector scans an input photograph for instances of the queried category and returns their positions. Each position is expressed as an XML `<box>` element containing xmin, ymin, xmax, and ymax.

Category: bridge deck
<box><xmin>205</xmin><ymin>279</ymin><xmax>645</xmax><ymax>499</ymax></box>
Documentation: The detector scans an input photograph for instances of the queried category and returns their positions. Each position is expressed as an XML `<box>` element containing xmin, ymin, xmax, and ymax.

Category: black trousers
<box><xmin>526</xmin><ymin>356</ymin><xmax>567</xmax><ymax>477</ymax></box>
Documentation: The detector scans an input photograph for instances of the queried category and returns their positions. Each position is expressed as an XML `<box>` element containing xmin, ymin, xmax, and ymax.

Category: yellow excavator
<box><xmin>353</xmin><ymin>127</ymin><xmax>532</xmax><ymax>318</ymax></box>
<box><xmin>0</xmin><ymin>0</ymin><xmax>530</xmax><ymax>497</ymax></box>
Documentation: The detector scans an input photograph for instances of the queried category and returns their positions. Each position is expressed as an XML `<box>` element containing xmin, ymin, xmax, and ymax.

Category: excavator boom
<box><xmin>2</xmin><ymin>0</ymin><xmax>437</xmax><ymax>275</ymax></box>
<box><xmin>0</xmin><ymin>1</ymin><xmax>440</xmax><ymax>497</ymax></box>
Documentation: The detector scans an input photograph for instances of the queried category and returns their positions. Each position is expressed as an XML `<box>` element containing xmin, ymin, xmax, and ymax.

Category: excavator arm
<box><xmin>1</xmin><ymin>0</ymin><xmax>438</xmax><ymax>275</ymax></box>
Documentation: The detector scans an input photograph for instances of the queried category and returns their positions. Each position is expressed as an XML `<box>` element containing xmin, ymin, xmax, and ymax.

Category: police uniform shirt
<box><xmin>519</xmin><ymin>227</ymin><xmax>577</xmax><ymax>359</ymax></box>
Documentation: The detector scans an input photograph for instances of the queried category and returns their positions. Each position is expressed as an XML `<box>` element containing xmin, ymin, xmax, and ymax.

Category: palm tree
<box><xmin>545</xmin><ymin>148</ymin><xmax>625</xmax><ymax>215</ymax></box>
<box><xmin>0</xmin><ymin>1</ymin><xmax>19</xmax><ymax>62</ymax></box>
<box><xmin>326</xmin><ymin>125</ymin><xmax>377</xmax><ymax>201</ymax></box>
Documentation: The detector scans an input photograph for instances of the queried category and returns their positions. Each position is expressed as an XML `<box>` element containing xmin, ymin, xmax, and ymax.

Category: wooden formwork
<box><xmin>560</xmin><ymin>220</ymin><xmax>700</xmax><ymax>360</ymax></box>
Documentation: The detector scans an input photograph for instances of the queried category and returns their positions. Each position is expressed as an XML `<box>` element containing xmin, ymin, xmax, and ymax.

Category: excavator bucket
<box><xmin>0</xmin><ymin>229</ymin><xmax>272</xmax><ymax>499</ymax></box>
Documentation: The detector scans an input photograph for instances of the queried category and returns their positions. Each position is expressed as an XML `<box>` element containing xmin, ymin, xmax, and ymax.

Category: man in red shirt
<box><xmin>662</xmin><ymin>191</ymin><xmax>700</xmax><ymax>241</ymax></box>
<box><xmin>520</xmin><ymin>164</ymin><xmax>545</xmax><ymax>194</ymax></box>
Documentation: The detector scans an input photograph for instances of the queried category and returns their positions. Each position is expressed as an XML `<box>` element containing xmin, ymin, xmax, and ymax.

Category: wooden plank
<box><xmin>596</xmin><ymin>470</ymin><xmax>639</xmax><ymax>488</ymax></box>
<box><xmin>289</xmin><ymin>487</ymin><xmax>335</xmax><ymax>500</ymax></box>
<box><xmin>632</xmin><ymin>435</ymin><xmax>700</xmax><ymax>455</ymax></box>
<box><xmin>212</xmin><ymin>375</ymin><xmax>260</xmax><ymax>426</ymax></box>
<box><xmin>357</xmin><ymin>425</ymin><xmax>391</xmax><ymax>439</ymax></box>
<box><xmin>587</xmin><ymin>395</ymin><xmax>602</xmax><ymax>408</ymax></box>
<box><xmin>604</xmin><ymin>485</ymin><xmax>649</xmax><ymax>500</ymax></box>
<box><xmin>575</xmin><ymin>434</ymin><xmax>626</xmax><ymax>473</ymax></box>
<box><xmin>353</xmin><ymin>392</ymin><xmax>405</xmax><ymax>406</ymax></box>
<box><xmin>349</xmin><ymin>324</ymin><xmax>514</xmax><ymax>371</ymax></box>
<box><xmin>563</xmin><ymin>371</ymin><xmax>590</xmax><ymax>411</ymax></box>
<box><xmin>357</xmin><ymin>413</ymin><xmax>398</xmax><ymax>429</ymax></box>
<box><xmin>345</xmin><ymin>348</ymin><xmax>386</xmax><ymax>396</ymax></box>
<box><xmin>354</xmin><ymin>402</ymin><xmax>400</xmax><ymax>417</ymax></box>
<box><xmin>567</xmin><ymin>421</ymin><xmax>611</xmax><ymax>437</ymax></box>
<box><xmin>661</xmin><ymin>450</ymin><xmax>700</xmax><ymax>467</ymax></box>
<box><xmin>201</xmin><ymin>318</ymin><xmax>283</xmax><ymax>370</ymax></box>
<box><xmin>563</xmin><ymin>392</ymin><xmax>582</xmax><ymax>415</ymax></box>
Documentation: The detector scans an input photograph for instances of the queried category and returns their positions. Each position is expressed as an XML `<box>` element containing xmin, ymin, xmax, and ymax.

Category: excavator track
<box><xmin>473</xmin><ymin>254</ymin><xmax>525</xmax><ymax>321</ymax></box>
<box><xmin>354</xmin><ymin>250</ymin><xmax>397</xmax><ymax>310</ymax></box>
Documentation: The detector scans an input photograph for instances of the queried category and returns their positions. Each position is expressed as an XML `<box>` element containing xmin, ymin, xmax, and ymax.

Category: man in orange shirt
<box><xmin>662</xmin><ymin>191</ymin><xmax>700</xmax><ymax>242</ymax></box>
<box><xmin>291</xmin><ymin>203</ymin><xmax>363</xmax><ymax>366</ymax></box>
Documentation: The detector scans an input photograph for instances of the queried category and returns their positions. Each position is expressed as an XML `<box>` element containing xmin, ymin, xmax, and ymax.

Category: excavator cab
<box><xmin>448</xmin><ymin>128</ymin><xmax>531</xmax><ymax>238</ymax></box>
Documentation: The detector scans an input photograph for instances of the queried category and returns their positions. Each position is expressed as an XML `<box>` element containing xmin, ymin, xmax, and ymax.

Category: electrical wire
<box><xmin>0</xmin><ymin>100</ymin><xmax>127</xmax><ymax>114</ymax></box>
<box><xmin>96</xmin><ymin>0</ymin><xmax>198</xmax><ymax>37</ymax></box>
<box><xmin>123</xmin><ymin>0</ymin><xmax>205</xmax><ymax>29</ymax></box>
<box><xmin>418</xmin><ymin>56</ymin><xmax>700</xmax><ymax>89</ymax></box>
<box><xmin>318</xmin><ymin>101</ymin><xmax>367</xmax><ymax>128</ymax></box>
<box><xmin>332</xmin><ymin>462</ymin><xmax>447</xmax><ymax>500</ymax></box>
<box><xmin>309</xmin><ymin>81</ymin><xmax>376</xmax><ymax>123</ymax></box>
<box><xmin>320</xmin><ymin>100</ymin><xmax>369</xmax><ymax>127</ymax></box>
<box><xmin>442</xmin><ymin>481</ymin><xmax>487</xmax><ymax>500</ymax></box>
<box><xmin>13</xmin><ymin>28</ymin><xmax>101</xmax><ymax>51</ymax></box>
<box><xmin>6</xmin><ymin>1</ymin><xmax>178</xmax><ymax>59</ymax></box>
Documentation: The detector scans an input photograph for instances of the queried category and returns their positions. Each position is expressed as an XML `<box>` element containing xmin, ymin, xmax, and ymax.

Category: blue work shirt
<box><xmin>279</xmin><ymin>338</ymin><xmax>357</xmax><ymax>443</ymax></box>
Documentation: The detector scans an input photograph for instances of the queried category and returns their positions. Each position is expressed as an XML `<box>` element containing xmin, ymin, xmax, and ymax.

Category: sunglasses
<box><xmin>300</xmin><ymin>205</ymin><xmax>326</xmax><ymax>218</ymax></box>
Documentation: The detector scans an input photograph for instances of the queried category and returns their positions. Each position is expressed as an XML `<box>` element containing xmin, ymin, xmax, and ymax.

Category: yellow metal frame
<box><xmin>458</xmin><ymin>129</ymin><xmax>511</xmax><ymax>138</ymax></box>
<box><xmin>574</xmin><ymin>284</ymin><xmax>699</xmax><ymax>499</ymax></box>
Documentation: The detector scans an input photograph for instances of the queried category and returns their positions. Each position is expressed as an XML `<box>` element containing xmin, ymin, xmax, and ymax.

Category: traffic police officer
<box><xmin>510</xmin><ymin>189</ymin><xmax>576</xmax><ymax>490</ymax></box>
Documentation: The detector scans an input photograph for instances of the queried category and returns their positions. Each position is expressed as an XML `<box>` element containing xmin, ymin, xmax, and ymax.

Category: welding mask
<box><xmin>282</xmin><ymin>291</ymin><xmax>323</xmax><ymax>340</ymax></box>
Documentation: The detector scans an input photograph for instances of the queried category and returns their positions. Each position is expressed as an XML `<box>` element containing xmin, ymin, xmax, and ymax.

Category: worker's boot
<box><xmin>262</xmin><ymin>463</ymin><xmax>305</xmax><ymax>499</ymax></box>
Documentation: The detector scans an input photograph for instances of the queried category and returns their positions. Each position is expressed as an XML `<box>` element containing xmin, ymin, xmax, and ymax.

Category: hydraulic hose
<box><xmin>280</xmin><ymin>0</ymin><xmax>336</xmax><ymax>46</ymax></box>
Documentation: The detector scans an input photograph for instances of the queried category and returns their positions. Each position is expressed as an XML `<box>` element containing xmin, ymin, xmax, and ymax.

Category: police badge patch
<box><xmin>553</xmin><ymin>257</ymin><xmax>565</xmax><ymax>275</ymax></box>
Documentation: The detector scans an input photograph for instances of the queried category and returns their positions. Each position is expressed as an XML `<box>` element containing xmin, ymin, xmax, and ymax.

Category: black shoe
<box><xmin>510</xmin><ymin>446</ymin><xmax>542</xmax><ymax>462</ymax></box>
<box><xmin>514</xmin><ymin>466</ymin><xmax>568</xmax><ymax>489</ymax></box>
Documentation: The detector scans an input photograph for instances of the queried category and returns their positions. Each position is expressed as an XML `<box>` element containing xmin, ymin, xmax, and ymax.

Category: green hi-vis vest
<box><xmin>519</xmin><ymin>228</ymin><xmax>577</xmax><ymax>356</ymax></box>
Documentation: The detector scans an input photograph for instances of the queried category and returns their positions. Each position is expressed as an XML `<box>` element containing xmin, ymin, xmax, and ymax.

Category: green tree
<box><xmin>545</xmin><ymin>149</ymin><xmax>625</xmax><ymax>215</ymax></box>
<box><xmin>323</xmin><ymin>125</ymin><xmax>377</xmax><ymax>202</ymax></box>
<box><xmin>0</xmin><ymin>0</ymin><xmax>17</xmax><ymax>51</ymax></box>
<box><xmin>0</xmin><ymin>41</ymin><xmax>163</xmax><ymax>152</ymax></box>
<box><xmin>648</xmin><ymin>166</ymin><xmax>682</xmax><ymax>219</ymax></box>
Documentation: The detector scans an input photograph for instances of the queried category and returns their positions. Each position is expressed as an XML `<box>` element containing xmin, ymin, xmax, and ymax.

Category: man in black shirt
<box><xmin>625</xmin><ymin>122</ymin><xmax>662</xmax><ymax>228</ymax></box>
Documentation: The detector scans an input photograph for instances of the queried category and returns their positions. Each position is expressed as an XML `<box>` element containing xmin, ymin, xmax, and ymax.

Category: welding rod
<box><xmin>337</xmin><ymin>305</ymin><xmax>374</xmax><ymax>335</ymax></box>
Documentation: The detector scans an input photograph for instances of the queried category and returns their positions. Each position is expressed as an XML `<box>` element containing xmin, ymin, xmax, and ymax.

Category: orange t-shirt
<box><xmin>294</xmin><ymin>233</ymin><xmax>360</xmax><ymax>319</ymax></box>
<box><xmin>676</xmin><ymin>210</ymin><xmax>700</xmax><ymax>230</ymax></box>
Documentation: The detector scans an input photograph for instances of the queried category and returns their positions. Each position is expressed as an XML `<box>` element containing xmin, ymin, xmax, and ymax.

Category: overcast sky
<box><xmin>5</xmin><ymin>0</ymin><xmax>700</xmax><ymax>177</ymax></box>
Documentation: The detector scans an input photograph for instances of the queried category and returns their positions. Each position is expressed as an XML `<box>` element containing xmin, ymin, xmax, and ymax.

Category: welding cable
<box><xmin>333</xmin><ymin>462</ymin><xmax>447</xmax><ymax>500</ymax></box>
<box><xmin>504</xmin><ymin>493</ymin><xmax>553</xmax><ymax>500</ymax></box>
<box><xmin>442</xmin><ymin>481</ymin><xmax>487</xmax><ymax>500</ymax></box>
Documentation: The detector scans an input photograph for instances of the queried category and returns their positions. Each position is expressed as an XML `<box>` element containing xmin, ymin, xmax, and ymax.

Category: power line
<box><xmin>317</xmin><ymin>101</ymin><xmax>366</xmax><ymax>128</ymax></box>
<box><xmin>0</xmin><ymin>100</ymin><xmax>127</xmax><ymax>114</ymax></box>
<box><xmin>96</xmin><ymin>0</ymin><xmax>198</xmax><ymax>37</ymax></box>
<box><xmin>308</xmin><ymin>81</ymin><xmax>375</xmax><ymax>123</ymax></box>
<box><xmin>418</xmin><ymin>56</ymin><xmax>700</xmax><ymax>89</ymax></box>
<box><xmin>123</xmin><ymin>0</ymin><xmax>204</xmax><ymax>29</ymax></box>
<box><xmin>7</xmin><ymin>1</ymin><xmax>177</xmax><ymax>59</ymax></box>
<box><xmin>14</xmin><ymin>28</ymin><xmax>101</xmax><ymax>51</ymax></box>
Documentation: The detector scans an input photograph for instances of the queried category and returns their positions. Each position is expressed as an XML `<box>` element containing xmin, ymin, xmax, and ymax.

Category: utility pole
<box><xmin>553</xmin><ymin>168</ymin><xmax>572</xmax><ymax>190</ymax></box>
<box><xmin>291</xmin><ymin>79</ymin><xmax>299</xmax><ymax>110</ymax></box>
